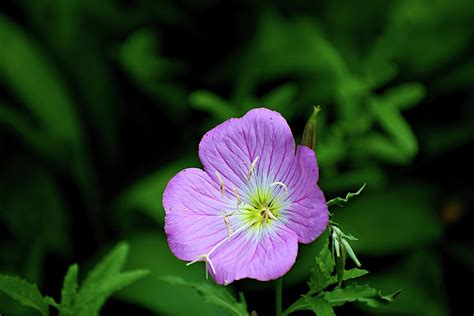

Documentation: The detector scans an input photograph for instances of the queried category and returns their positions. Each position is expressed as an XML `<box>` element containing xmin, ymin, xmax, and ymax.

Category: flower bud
<box><xmin>301</xmin><ymin>106</ymin><xmax>321</xmax><ymax>150</ymax></box>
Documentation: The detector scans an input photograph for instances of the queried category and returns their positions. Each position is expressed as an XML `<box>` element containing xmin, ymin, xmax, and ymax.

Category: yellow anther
<box><xmin>215</xmin><ymin>170</ymin><xmax>225</xmax><ymax>196</ymax></box>
<box><xmin>247</xmin><ymin>156</ymin><xmax>259</xmax><ymax>181</ymax></box>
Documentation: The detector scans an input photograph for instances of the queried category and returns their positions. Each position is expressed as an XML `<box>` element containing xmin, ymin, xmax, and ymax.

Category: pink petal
<box><xmin>209</xmin><ymin>223</ymin><xmax>299</xmax><ymax>284</ymax></box>
<box><xmin>163</xmin><ymin>168</ymin><xmax>231</xmax><ymax>261</ymax></box>
<box><xmin>198</xmin><ymin>108</ymin><xmax>295</xmax><ymax>193</ymax></box>
<box><xmin>281</xmin><ymin>145</ymin><xmax>328</xmax><ymax>243</ymax></box>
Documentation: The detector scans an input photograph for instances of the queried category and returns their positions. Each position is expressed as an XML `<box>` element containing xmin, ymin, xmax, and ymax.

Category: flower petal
<box><xmin>281</xmin><ymin>145</ymin><xmax>328</xmax><ymax>243</ymax></box>
<box><xmin>198</xmin><ymin>108</ymin><xmax>295</xmax><ymax>195</ymax></box>
<box><xmin>163</xmin><ymin>168</ymin><xmax>231</xmax><ymax>260</ymax></box>
<box><xmin>209</xmin><ymin>224</ymin><xmax>299</xmax><ymax>284</ymax></box>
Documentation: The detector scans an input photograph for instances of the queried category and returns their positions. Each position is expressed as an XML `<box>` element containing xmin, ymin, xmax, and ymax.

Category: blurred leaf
<box><xmin>115</xmin><ymin>157</ymin><xmax>198</xmax><ymax>227</ymax></box>
<box><xmin>0</xmin><ymin>275</ymin><xmax>48</xmax><ymax>316</ymax></box>
<box><xmin>447</xmin><ymin>242</ymin><xmax>474</xmax><ymax>275</ymax></box>
<box><xmin>323</xmin><ymin>284</ymin><xmax>401</xmax><ymax>308</ymax></box>
<box><xmin>422</xmin><ymin>121</ymin><xmax>474</xmax><ymax>156</ymax></box>
<box><xmin>0</xmin><ymin>161</ymin><xmax>69</xmax><ymax>281</ymax></box>
<box><xmin>364</xmin><ymin>95</ymin><xmax>419</xmax><ymax>163</ymax></box>
<box><xmin>0</xmin><ymin>14</ymin><xmax>84</xmax><ymax>157</ymax></box>
<box><xmin>261</xmin><ymin>83</ymin><xmax>298</xmax><ymax>119</ymax></box>
<box><xmin>189</xmin><ymin>90</ymin><xmax>238</xmax><ymax>120</ymax></box>
<box><xmin>362</xmin><ymin>251</ymin><xmax>448</xmax><ymax>315</ymax></box>
<box><xmin>380</xmin><ymin>83</ymin><xmax>425</xmax><ymax>110</ymax></box>
<box><xmin>335</xmin><ymin>183</ymin><xmax>443</xmax><ymax>255</ymax></box>
<box><xmin>163</xmin><ymin>276</ymin><xmax>248</xmax><ymax>316</ymax></box>
<box><xmin>0</xmin><ymin>14</ymin><xmax>98</xmax><ymax>224</ymax></box>
<box><xmin>115</xmin><ymin>232</ymin><xmax>225</xmax><ymax>315</ymax></box>
<box><xmin>232</xmin><ymin>12</ymin><xmax>349</xmax><ymax>106</ymax></box>
<box><xmin>322</xmin><ymin>166</ymin><xmax>387</xmax><ymax>193</ymax></box>
<box><xmin>119</xmin><ymin>29</ymin><xmax>187</xmax><ymax>116</ymax></box>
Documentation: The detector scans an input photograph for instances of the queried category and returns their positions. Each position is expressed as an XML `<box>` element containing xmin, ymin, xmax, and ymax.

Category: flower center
<box><xmin>240</xmin><ymin>186</ymin><xmax>284</xmax><ymax>229</ymax></box>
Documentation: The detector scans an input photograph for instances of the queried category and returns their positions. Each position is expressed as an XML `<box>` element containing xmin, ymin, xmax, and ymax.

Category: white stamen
<box><xmin>186</xmin><ymin>254</ymin><xmax>216</xmax><ymax>278</ymax></box>
<box><xmin>270</xmin><ymin>181</ymin><xmax>289</xmax><ymax>194</ymax></box>
<box><xmin>186</xmin><ymin>220</ymin><xmax>257</xmax><ymax>277</ymax></box>
<box><xmin>247</xmin><ymin>156</ymin><xmax>259</xmax><ymax>181</ymax></box>
<box><xmin>215</xmin><ymin>170</ymin><xmax>225</xmax><ymax>196</ymax></box>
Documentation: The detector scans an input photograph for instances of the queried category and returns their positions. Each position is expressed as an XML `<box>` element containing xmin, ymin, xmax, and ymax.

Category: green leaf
<box><xmin>163</xmin><ymin>276</ymin><xmax>248</xmax><ymax>316</ymax></box>
<box><xmin>58</xmin><ymin>264</ymin><xmax>78</xmax><ymax>315</ymax></box>
<box><xmin>189</xmin><ymin>90</ymin><xmax>238</xmax><ymax>120</ymax></box>
<box><xmin>114</xmin><ymin>157</ymin><xmax>198</xmax><ymax>227</ymax></box>
<box><xmin>327</xmin><ymin>183</ymin><xmax>366</xmax><ymax>207</ymax></box>
<box><xmin>74</xmin><ymin>243</ymin><xmax>149</xmax><ymax>315</ymax></box>
<box><xmin>114</xmin><ymin>232</ymin><xmax>226</xmax><ymax>315</ymax></box>
<box><xmin>365</xmin><ymin>95</ymin><xmax>419</xmax><ymax>163</ymax></box>
<box><xmin>119</xmin><ymin>29</ymin><xmax>187</xmax><ymax>116</ymax></box>
<box><xmin>335</xmin><ymin>268</ymin><xmax>368</xmax><ymax>282</ymax></box>
<box><xmin>362</xmin><ymin>251</ymin><xmax>448</xmax><ymax>316</ymax></box>
<box><xmin>381</xmin><ymin>83</ymin><xmax>425</xmax><ymax>110</ymax></box>
<box><xmin>324</xmin><ymin>284</ymin><xmax>400</xmax><ymax>308</ymax></box>
<box><xmin>0</xmin><ymin>162</ymin><xmax>70</xmax><ymax>282</ymax></box>
<box><xmin>304</xmin><ymin>296</ymin><xmax>335</xmax><ymax>316</ymax></box>
<box><xmin>0</xmin><ymin>275</ymin><xmax>49</xmax><ymax>316</ymax></box>
<box><xmin>261</xmin><ymin>83</ymin><xmax>298</xmax><ymax>118</ymax></box>
<box><xmin>309</xmin><ymin>242</ymin><xmax>334</xmax><ymax>293</ymax></box>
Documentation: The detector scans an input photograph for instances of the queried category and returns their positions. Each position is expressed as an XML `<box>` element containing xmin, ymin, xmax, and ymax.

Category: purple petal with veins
<box><xmin>163</xmin><ymin>108</ymin><xmax>328</xmax><ymax>284</ymax></box>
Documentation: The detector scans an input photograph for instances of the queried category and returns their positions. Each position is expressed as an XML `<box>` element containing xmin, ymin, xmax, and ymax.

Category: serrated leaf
<box><xmin>74</xmin><ymin>243</ymin><xmax>149</xmax><ymax>316</ymax></box>
<box><xmin>162</xmin><ymin>276</ymin><xmax>248</xmax><ymax>316</ymax></box>
<box><xmin>0</xmin><ymin>275</ymin><xmax>49</xmax><ymax>316</ymax></box>
<box><xmin>327</xmin><ymin>183</ymin><xmax>366</xmax><ymax>207</ymax></box>
<box><xmin>75</xmin><ymin>270</ymin><xmax>149</xmax><ymax>314</ymax></box>
<box><xmin>309</xmin><ymin>243</ymin><xmax>334</xmax><ymax>293</ymax></box>
<box><xmin>58</xmin><ymin>264</ymin><xmax>78</xmax><ymax>316</ymax></box>
<box><xmin>335</xmin><ymin>268</ymin><xmax>368</xmax><ymax>282</ymax></box>
<box><xmin>304</xmin><ymin>296</ymin><xmax>335</xmax><ymax>316</ymax></box>
<box><xmin>324</xmin><ymin>284</ymin><xmax>401</xmax><ymax>308</ymax></box>
<box><xmin>80</xmin><ymin>243</ymin><xmax>129</xmax><ymax>291</ymax></box>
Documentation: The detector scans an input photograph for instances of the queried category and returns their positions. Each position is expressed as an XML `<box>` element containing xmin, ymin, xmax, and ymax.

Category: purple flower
<box><xmin>163</xmin><ymin>108</ymin><xmax>328</xmax><ymax>285</ymax></box>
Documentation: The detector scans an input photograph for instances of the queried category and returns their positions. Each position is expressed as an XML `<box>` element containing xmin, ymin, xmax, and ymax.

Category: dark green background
<box><xmin>0</xmin><ymin>0</ymin><xmax>473</xmax><ymax>315</ymax></box>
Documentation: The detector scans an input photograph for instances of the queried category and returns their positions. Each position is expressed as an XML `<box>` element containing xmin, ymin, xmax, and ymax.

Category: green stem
<box><xmin>276</xmin><ymin>278</ymin><xmax>283</xmax><ymax>316</ymax></box>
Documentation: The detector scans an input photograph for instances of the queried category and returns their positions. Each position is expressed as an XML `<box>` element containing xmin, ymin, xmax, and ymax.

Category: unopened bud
<box><xmin>301</xmin><ymin>106</ymin><xmax>321</xmax><ymax>150</ymax></box>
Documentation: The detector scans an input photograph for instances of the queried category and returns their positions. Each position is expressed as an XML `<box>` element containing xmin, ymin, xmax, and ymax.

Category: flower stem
<box><xmin>276</xmin><ymin>277</ymin><xmax>283</xmax><ymax>316</ymax></box>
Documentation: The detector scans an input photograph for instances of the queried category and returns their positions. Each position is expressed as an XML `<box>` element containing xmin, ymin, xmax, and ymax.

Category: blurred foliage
<box><xmin>0</xmin><ymin>0</ymin><xmax>473</xmax><ymax>315</ymax></box>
